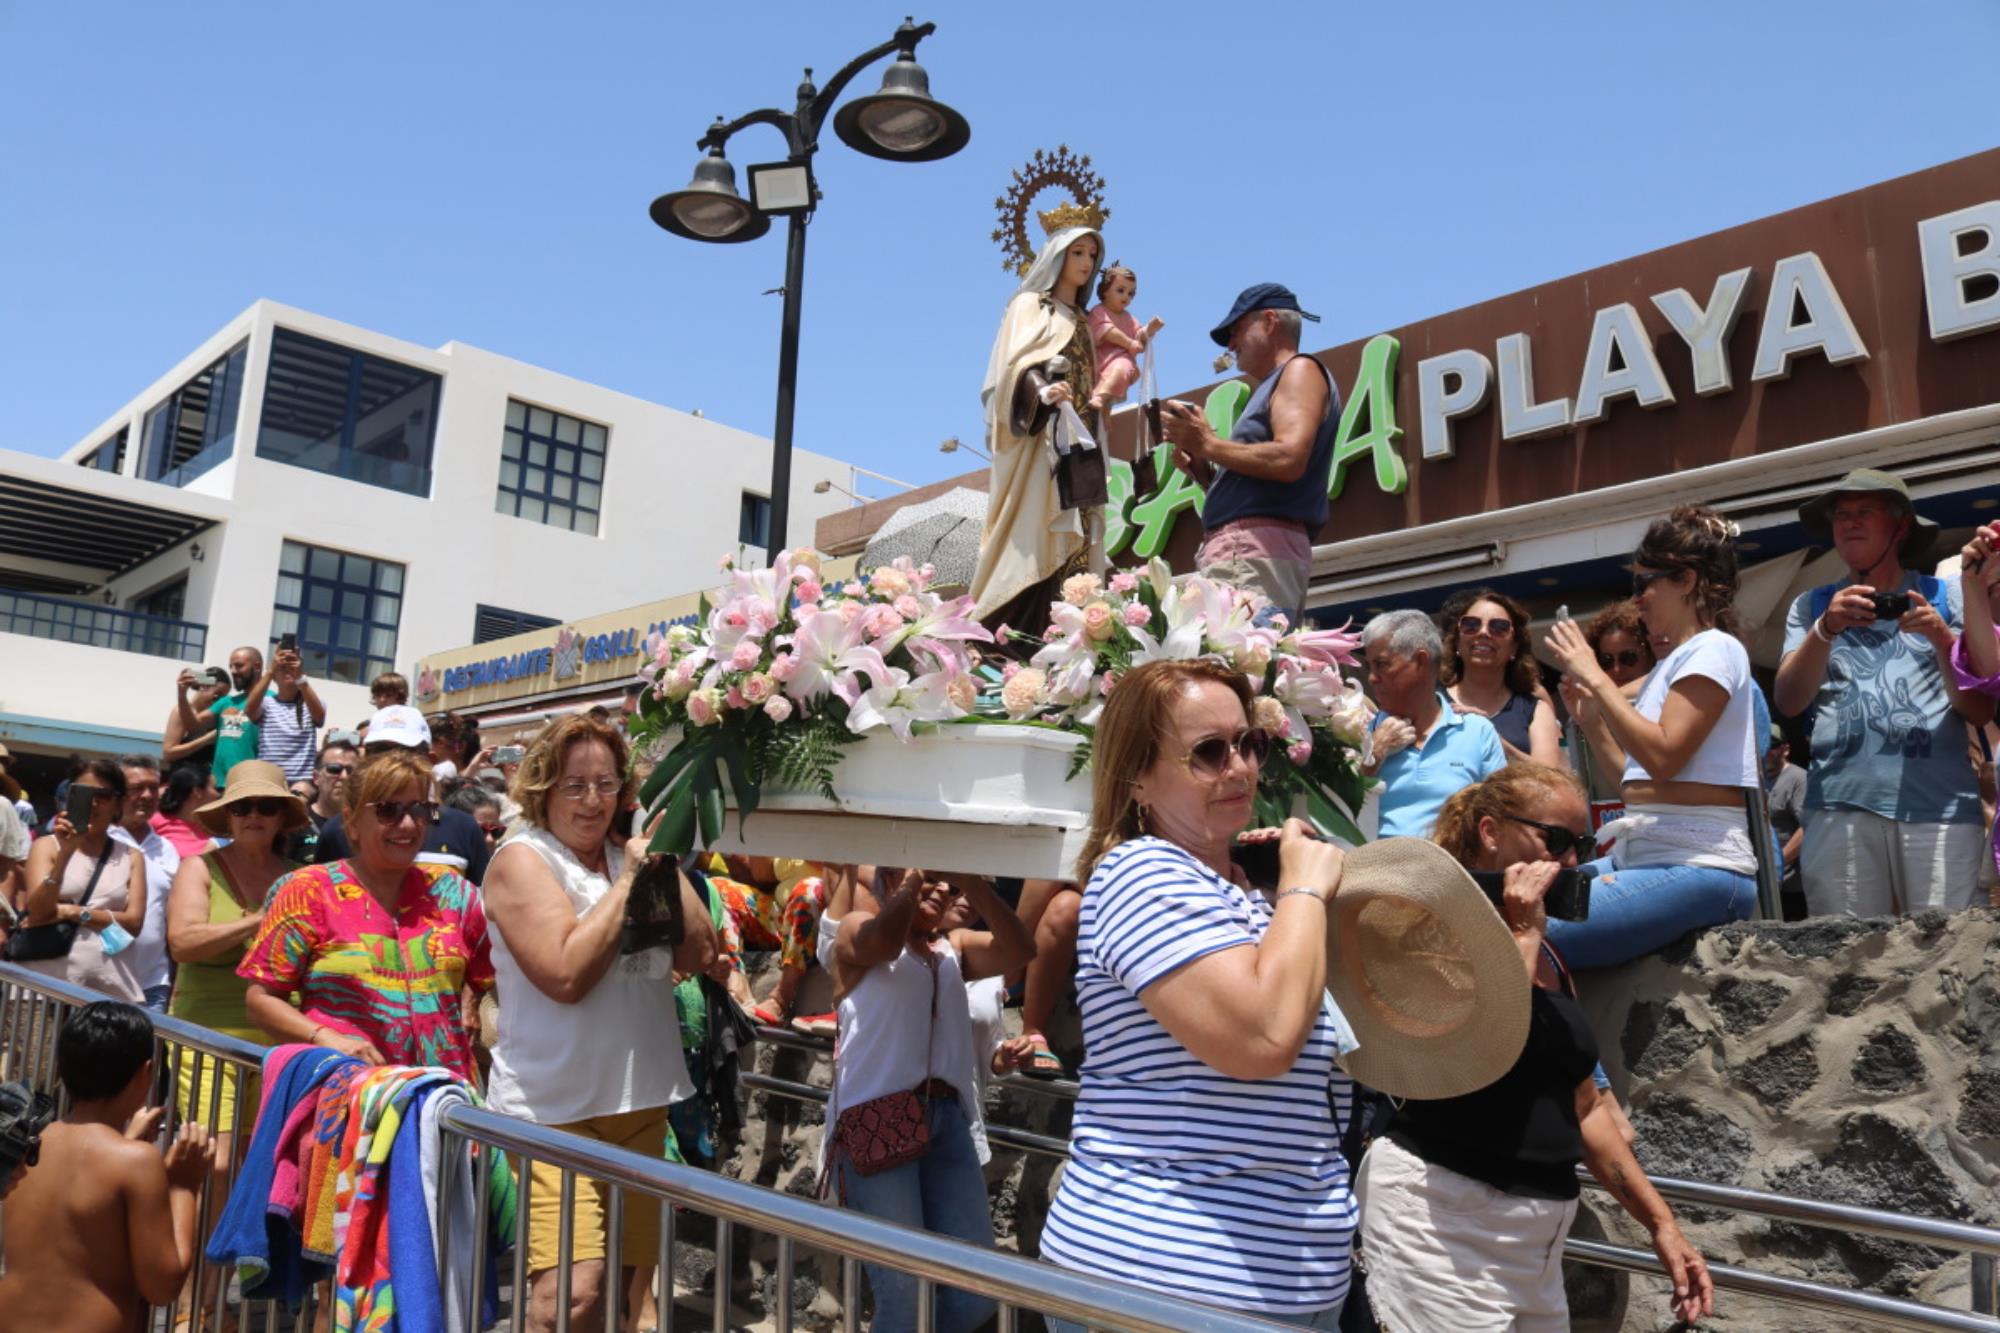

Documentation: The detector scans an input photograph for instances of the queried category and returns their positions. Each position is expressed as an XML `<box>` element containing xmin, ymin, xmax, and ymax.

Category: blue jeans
<box><xmin>835</xmin><ymin>1096</ymin><xmax>995</xmax><ymax>1333</ymax></box>
<box><xmin>143</xmin><ymin>983</ymin><xmax>172</xmax><ymax>1014</ymax></box>
<box><xmin>1049</xmin><ymin>1299</ymin><xmax>1344</xmax><ymax>1333</ymax></box>
<box><xmin>1545</xmin><ymin>856</ymin><xmax>1755</xmax><ymax>969</ymax></box>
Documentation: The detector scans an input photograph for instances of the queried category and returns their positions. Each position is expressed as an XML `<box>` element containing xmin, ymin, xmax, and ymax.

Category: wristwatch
<box><xmin>78</xmin><ymin>907</ymin><xmax>95</xmax><ymax>928</ymax></box>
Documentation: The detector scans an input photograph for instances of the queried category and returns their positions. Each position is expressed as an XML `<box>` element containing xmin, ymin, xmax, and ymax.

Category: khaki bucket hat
<box><xmin>1325</xmin><ymin>837</ymin><xmax>1532</xmax><ymax>1101</ymax></box>
<box><xmin>1797</xmin><ymin>469</ymin><xmax>1939</xmax><ymax>561</ymax></box>
<box><xmin>195</xmin><ymin>760</ymin><xmax>310</xmax><ymax>837</ymax></box>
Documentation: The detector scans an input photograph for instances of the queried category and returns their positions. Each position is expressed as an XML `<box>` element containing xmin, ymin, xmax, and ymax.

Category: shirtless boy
<box><xmin>0</xmin><ymin>1001</ymin><xmax>213</xmax><ymax>1333</ymax></box>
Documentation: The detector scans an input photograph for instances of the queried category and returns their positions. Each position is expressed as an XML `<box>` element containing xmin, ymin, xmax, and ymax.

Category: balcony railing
<box><xmin>0</xmin><ymin>588</ymin><xmax>207</xmax><ymax>661</ymax></box>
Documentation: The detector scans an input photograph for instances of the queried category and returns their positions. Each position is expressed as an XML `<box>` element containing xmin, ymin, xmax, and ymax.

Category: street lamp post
<box><xmin>650</xmin><ymin>17</ymin><xmax>971</xmax><ymax>560</ymax></box>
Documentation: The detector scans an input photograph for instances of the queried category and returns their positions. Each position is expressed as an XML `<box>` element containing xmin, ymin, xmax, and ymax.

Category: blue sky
<box><xmin>4</xmin><ymin>2</ymin><xmax>1993</xmax><ymax>500</ymax></box>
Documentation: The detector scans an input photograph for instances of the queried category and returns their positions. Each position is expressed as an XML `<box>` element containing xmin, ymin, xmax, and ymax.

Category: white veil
<box><xmin>1015</xmin><ymin>226</ymin><xmax>1104</xmax><ymax>301</ymax></box>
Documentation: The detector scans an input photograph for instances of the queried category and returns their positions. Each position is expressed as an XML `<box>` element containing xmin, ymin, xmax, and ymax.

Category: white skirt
<box><xmin>1356</xmin><ymin>1137</ymin><xmax>1578</xmax><ymax>1333</ymax></box>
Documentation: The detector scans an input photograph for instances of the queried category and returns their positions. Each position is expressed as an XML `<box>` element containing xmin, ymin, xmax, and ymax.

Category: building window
<box><xmin>129</xmin><ymin>576</ymin><xmax>189</xmax><ymax>658</ymax></box>
<box><xmin>474</xmin><ymin>603</ymin><xmax>561</xmax><ymax>644</ymax></box>
<box><xmin>739</xmin><ymin>492</ymin><xmax>771</xmax><ymax>548</ymax></box>
<box><xmin>495</xmin><ymin>401</ymin><xmax>607</xmax><ymax>535</ymax></box>
<box><xmin>79</xmin><ymin>427</ymin><xmax>129</xmax><ymax>474</ymax></box>
<box><xmin>257</xmin><ymin>328</ymin><xmax>441</xmax><ymax>497</ymax></box>
<box><xmin>271</xmin><ymin>540</ymin><xmax>404</xmax><ymax>685</ymax></box>
<box><xmin>140</xmin><ymin>344</ymin><xmax>247</xmax><ymax>487</ymax></box>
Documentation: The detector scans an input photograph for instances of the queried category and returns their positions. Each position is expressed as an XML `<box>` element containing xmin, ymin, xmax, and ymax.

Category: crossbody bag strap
<box><xmin>76</xmin><ymin>844</ymin><xmax>113</xmax><ymax>911</ymax></box>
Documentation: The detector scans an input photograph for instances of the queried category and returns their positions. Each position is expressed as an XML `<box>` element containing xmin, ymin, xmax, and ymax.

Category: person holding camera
<box><xmin>244</xmin><ymin>639</ymin><xmax>326</xmax><ymax>784</ymax></box>
<box><xmin>12</xmin><ymin>759</ymin><xmax>148</xmax><ymax>1004</ymax></box>
<box><xmin>237</xmin><ymin>745</ymin><xmax>492</xmax><ymax>1080</ymax></box>
<box><xmin>1040</xmin><ymin>659</ymin><xmax>1356</xmax><ymax>1328</ymax></box>
<box><xmin>1775</xmin><ymin>471</ymin><xmax>1989</xmax><ymax>916</ymax></box>
<box><xmin>1354</xmin><ymin>762</ymin><xmax>1714</xmax><ymax>1331</ymax></box>
<box><xmin>1543</xmin><ymin>506</ymin><xmax>1761</xmax><ymax>967</ymax></box>
<box><xmin>477</xmin><ymin>713</ymin><xmax>716</xmax><ymax>1333</ymax></box>
<box><xmin>164</xmin><ymin>666</ymin><xmax>228</xmax><ymax>769</ymax></box>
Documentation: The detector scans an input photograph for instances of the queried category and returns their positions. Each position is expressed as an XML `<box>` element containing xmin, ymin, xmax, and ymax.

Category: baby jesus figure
<box><xmin>1085</xmin><ymin>262</ymin><xmax>1165</xmax><ymax>414</ymax></box>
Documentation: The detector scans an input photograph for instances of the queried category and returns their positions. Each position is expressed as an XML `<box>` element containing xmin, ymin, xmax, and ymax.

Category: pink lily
<box><xmin>782</xmin><ymin>608</ymin><xmax>894</xmax><ymax>706</ymax></box>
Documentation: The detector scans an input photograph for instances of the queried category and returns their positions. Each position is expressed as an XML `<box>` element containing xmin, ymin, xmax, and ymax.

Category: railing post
<box><xmin>1975</xmin><ymin>1254</ymin><xmax>1997</xmax><ymax>1315</ymax></box>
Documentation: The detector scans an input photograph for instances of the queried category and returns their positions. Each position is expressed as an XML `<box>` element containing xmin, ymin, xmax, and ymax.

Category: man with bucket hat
<box><xmin>1775</xmin><ymin>468</ymin><xmax>1992</xmax><ymax>916</ymax></box>
<box><xmin>1158</xmin><ymin>282</ymin><xmax>1340</xmax><ymax>620</ymax></box>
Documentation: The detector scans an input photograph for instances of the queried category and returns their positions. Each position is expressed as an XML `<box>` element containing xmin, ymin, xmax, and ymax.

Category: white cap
<box><xmin>365</xmin><ymin>704</ymin><xmax>431</xmax><ymax>750</ymax></box>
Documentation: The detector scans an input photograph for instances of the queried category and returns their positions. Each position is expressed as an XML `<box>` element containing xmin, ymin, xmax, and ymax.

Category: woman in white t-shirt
<box><xmin>478</xmin><ymin>713</ymin><xmax>718</xmax><ymax>1333</ymax></box>
<box><xmin>1545</xmin><ymin>505</ymin><xmax>1761</xmax><ymax>967</ymax></box>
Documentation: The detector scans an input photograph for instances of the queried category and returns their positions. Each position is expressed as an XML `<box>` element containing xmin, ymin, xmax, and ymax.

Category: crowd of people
<box><xmin>2</xmin><ymin>451</ymin><xmax>1994</xmax><ymax>1332</ymax></box>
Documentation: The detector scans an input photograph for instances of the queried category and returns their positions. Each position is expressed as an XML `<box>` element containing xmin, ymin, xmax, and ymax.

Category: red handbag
<box><xmin>832</xmin><ymin>951</ymin><xmax>942</xmax><ymax>1178</ymax></box>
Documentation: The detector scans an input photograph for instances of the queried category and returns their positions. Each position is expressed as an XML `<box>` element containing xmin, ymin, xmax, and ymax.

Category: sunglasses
<box><xmin>1596</xmin><ymin>649</ymin><xmax>1644</xmax><ymax>670</ymax></box>
<box><xmin>1178</xmin><ymin>728</ymin><xmax>1270</xmax><ymax>777</ymax></box>
<box><xmin>369</xmin><ymin>799</ymin><xmax>439</xmax><ymax>827</ymax></box>
<box><xmin>1632</xmin><ymin>569</ymin><xmax>1681</xmax><ymax>596</ymax></box>
<box><xmin>1458</xmin><ymin>616</ymin><xmax>1515</xmax><ymax>638</ymax></box>
<box><xmin>228</xmin><ymin>797</ymin><xmax>289</xmax><ymax>818</ymax></box>
<box><xmin>321</xmin><ymin>762</ymin><xmax>353</xmax><ymax>776</ymax></box>
<box><xmin>1510</xmin><ymin>816</ymin><xmax>1592</xmax><ymax>860</ymax></box>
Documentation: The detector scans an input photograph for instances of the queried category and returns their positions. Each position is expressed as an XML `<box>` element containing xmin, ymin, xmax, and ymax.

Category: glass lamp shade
<box><xmin>649</xmin><ymin>153</ymin><xmax>771</xmax><ymax>243</ymax></box>
<box><xmin>832</xmin><ymin>55</ymin><xmax>970</xmax><ymax>163</ymax></box>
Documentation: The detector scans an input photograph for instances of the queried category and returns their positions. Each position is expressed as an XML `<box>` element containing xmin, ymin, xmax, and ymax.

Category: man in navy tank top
<box><xmin>1160</xmin><ymin>282</ymin><xmax>1341</xmax><ymax>621</ymax></box>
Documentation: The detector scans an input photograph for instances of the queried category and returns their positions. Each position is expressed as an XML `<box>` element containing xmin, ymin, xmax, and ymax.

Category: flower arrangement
<box><xmin>627</xmin><ymin>550</ymin><xmax>993</xmax><ymax>853</ymax></box>
<box><xmin>988</xmin><ymin>560</ymin><xmax>1374</xmax><ymax>842</ymax></box>
<box><xmin>629</xmin><ymin>549</ymin><xmax>1374</xmax><ymax>854</ymax></box>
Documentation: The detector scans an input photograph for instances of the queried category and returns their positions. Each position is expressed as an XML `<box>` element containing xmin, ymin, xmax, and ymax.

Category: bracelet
<box><xmin>308</xmin><ymin>1025</ymin><xmax>326</xmax><ymax>1046</ymax></box>
<box><xmin>1812</xmin><ymin>616</ymin><xmax>1836</xmax><ymax>645</ymax></box>
<box><xmin>1277</xmin><ymin>886</ymin><xmax>1326</xmax><ymax>905</ymax></box>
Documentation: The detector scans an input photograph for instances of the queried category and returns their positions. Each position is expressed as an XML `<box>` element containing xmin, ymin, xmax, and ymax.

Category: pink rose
<box><xmin>763</xmin><ymin>695</ymin><xmax>794</xmax><ymax>723</ymax></box>
<box><xmin>1082</xmin><ymin>602</ymin><xmax>1116</xmax><ymax>642</ymax></box>
<box><xmin>836</xmin><ymin>599</ymin><xmax>865</xmax><ymax>624</ymax></box>
<box><xmin>863</xmin><ymin>604</ymin><xmax>903</xmax><ymax>640</ymax></box>
<box><xmin>686</xmin><ymin>689</ymin><xmax>722</xmax><ymax>727</ymax></box>
<box><xmin>1108</xmin><ymin>571</ymin><xmax>1139</xmax><ymax>595</ymax></box>
<box><xmin>796</xmin><ymin>579</ymin><xmax>824</xmax><ymax>604</ymax></box>
<box><xmin>894</xmin><ymin>594</ymin><xmax>922</xmax><ymax>620</ymax></box>
<box><xmin>1043</xmin><ymin>623</ymin><xmax>1066</xmax><ymax>642</ymax></box>
<box><xmin>1121</xmin><ymin>601</ymin><xmax>1152</xmax><ymax>627</ymax></box>
<box><xmin>729</xmin><ymin>640</ymin><xmax>762</xmax><ymax>671</ymax></box>
<box><xmin>769</xmin><ymin>653</ymin><xmax>799</xmax><ymax>682</ymax></box>
<box><xmin>742</xmin><ymin>672</ymin><xmax>776</xmax><ymax>704</ymax></box>
<box><xmin>1100</xmin><ymin>670</ymin><xmax>1121</xmax><ymax>695</ymax></box>
<box><xmin>1287</xmin><ymin>739</ymin><xmax>1313</xmax><ymax>765</ymax></box>
<box><xmin>1002</xmin><ymin>661</ymin><xmax>1022</xmax><ymax>681</ymax></box>
<box><xmin>725</xmin><ymin>685</ymin><xmax>747</xmax><ymax>710</ymax></box>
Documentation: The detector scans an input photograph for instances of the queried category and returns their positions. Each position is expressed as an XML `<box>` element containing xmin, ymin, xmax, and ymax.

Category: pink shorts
<box><xmin>1196</xmin><ymin>518</ymin><xmax>1313</xmax><ymax>565</ymax></box>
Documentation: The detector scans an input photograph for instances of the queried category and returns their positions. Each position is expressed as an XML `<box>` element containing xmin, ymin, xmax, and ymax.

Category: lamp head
<box><xmin>832</xmin><ymin>50</ymin><xmax>971</xmax><ymax>163</ymax></box>
<box><xmin>649</xmin><ymin>146</ymin><xmax>771</xmax><ymax>244</ymax></box>
<box><xmin>812</xmin><ymin>479</ymin><xmax>832</xmax><ymax>494</ymax></box>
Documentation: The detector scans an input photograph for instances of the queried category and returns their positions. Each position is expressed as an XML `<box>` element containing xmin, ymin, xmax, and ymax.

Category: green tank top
<box><xmin>167</xmin><ymin>850</ymin><xmax>297</xmax><ymax>1038</ymax></box>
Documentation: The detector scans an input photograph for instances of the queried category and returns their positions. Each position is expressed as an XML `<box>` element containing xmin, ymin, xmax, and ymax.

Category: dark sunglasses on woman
<box><xmin>1510</xmin><ymin>815</ymin><xmax>1592</xmax><ymax>860</ymax></box>
<box><xmin>1181</xmin><ymin>728</ymin><xmax>1270</xmax><ymax>778</ymax></box>
<box><xmin>1632</xmin><ymin>569</ymin><xmax>1679</xmax><ymax>596</ymax></box>
<box><xmin>1596</xmin><ymin>649</ymin><xmax>1644</xmax><ymax>670</ymax></box>
<box><xmin>1458</xmin><ymin>616</ymin><xmax>1514</xmax><ymax>638</ymax></box>
<box><xmin>370</xmin><ymin>799</ymin><xmax>440</xmax><ymax>827</ymax></box>
<box><xmin>228</xmin><ymin>797</ymin><xmax>290</xmax><ymax>818</ymax></box>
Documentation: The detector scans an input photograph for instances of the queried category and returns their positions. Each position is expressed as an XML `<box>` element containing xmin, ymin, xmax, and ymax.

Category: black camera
<box><xmin>0</xmin><ymin>1080</ymin><xmax>56</xmax><ymax>1185</ymax></box>
<box><xmin>622</xmin><ymin>855</ymin><xmax>686</xmax><ymax>955</ymax></box>
<box><xmin>1868</xmin><ymin>590</ymin><xmax>1913</xmax><ymax>620</ymax></box>
<box><xmin>1470</xmin><ymin>865</ymin><xmax>1594</xmax><ymax>921</ymax></box>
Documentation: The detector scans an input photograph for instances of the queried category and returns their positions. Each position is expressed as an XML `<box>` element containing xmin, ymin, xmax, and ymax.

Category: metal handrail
<box><xmin>439</xmin><ymin>1103</ymin><xmax>1294</xmax><ymax>1333</ymax></box>
<box><xmin>0</xmin><ymin>587</ymin><xmax>208</xmax><ymax>661</ymax></box>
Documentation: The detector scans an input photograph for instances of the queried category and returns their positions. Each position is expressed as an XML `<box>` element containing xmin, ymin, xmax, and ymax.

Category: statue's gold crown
<box><xmin>1038</xmin><ymin>200</ymin><xmax>1107</xmax><ymax>236</ymax></box>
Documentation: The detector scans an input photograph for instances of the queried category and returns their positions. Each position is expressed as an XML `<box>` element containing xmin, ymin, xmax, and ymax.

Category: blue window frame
<box><xmin>79</xmin><ymin>427</ymin><xmax>128</xmax><ymax>474</ymax></box>
<box><xmin>140</xmin><ymin>344</ymin><xmax>247</xmax><ymax>487</ymax></box>
<box><xmin>739</xmin><ymin>491</ymin><xmax>771</xmax><ymax>548</ymax></box>
<box><xmin>495</xmin><ymin>401</ymin><xmax>607</xmax><ymax>534</ymax></box>
<box><xmin>270</xmin><ymin>539</ymin><xmax>404</xmax><ymax>685</ymax></box>
<box><xmin>257</xmin><ymin>328</ymin><xmax>441</xmax><ymax>497</ymax></box>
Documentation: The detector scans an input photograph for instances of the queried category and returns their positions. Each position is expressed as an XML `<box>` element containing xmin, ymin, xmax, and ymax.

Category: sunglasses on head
<box><xmin>1632</xmin><ymin>569</ymin><xmax>1680</xmax><ymax>596</ymax></box>
<box><xmin>228</xmin><ymin>797</ymin><xmax>288</xmax><ymax>818</ymax></box>
<box><xmin>1510</xmin><ymin>815</ymin><xmax>1592</xmax><ymax>860</ymax></box>
<box><xmin>369</xmin><ymin>799</ymin><xmax>439</xmax><ymax>827</ymax></box>
<box><xmin>1179</xmin><ymin>728</ymin><xmax>1270</xmax><ymax>777</ymax></box>
<box><xmin>1596</xmin><ymin>649</ymin><xmax>1644</xmax><ymax>670</ymax></box>
<box><xmin>1458</xmin><ymin>616</ymin><xmax>1514</xmax><ymax>638</ymax></box>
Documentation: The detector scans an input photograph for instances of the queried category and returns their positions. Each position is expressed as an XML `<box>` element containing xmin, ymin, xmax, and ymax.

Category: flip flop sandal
<box><xmin>1021</xmin><ymin>1033</ymin><xmax>1065</xmax><ymax>1079</ymax></box>
<box><xmin>748</xmin><ymin>1002</ymin><xmax>787</xmax><ymax>1027</ymax></box>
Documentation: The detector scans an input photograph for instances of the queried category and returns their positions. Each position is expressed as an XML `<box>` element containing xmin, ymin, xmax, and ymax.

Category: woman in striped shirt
<box><xmin>1041</xmin><ymin>659</ymin><xmax>1356</xmax><ymax>1328</ymax></box>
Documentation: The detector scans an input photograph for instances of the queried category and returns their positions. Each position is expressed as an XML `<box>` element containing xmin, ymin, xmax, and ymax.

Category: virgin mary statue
<box><xmin>968</xmin><ymin>226</ymin><xmax>1106</xmax><ymax>637</ymax></box>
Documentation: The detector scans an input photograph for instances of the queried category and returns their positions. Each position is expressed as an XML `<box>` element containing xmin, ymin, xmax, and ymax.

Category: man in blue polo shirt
<box><xmin>1361</xmin><ymin>610</ymin><xmax>1507</xmax><ymax>838</ymax></box>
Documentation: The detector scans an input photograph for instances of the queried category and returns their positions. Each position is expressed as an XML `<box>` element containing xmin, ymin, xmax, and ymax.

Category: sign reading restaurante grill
<box><xmin>1097</xmin><ymin>147</ymin><xmax>2000</xmax><ymax>564</ymax></box>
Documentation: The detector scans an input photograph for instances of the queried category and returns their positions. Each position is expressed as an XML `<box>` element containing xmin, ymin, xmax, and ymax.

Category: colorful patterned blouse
<box><xmin>237</xmin><ymin>861</ymin><xmax>493</xmax><ymax>1081</ymax></box>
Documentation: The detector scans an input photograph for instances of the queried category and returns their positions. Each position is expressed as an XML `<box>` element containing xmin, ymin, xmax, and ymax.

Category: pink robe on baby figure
<box><xmin>1087</xmin><ymin>305</ymin><xmax>1142</xmax><ymax>404</ymax></box>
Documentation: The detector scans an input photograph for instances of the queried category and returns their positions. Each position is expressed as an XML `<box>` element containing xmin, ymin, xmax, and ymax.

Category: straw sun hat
<box><xmin>1324</xmin><ymin>836</ymin><xmax>1531</xmax><ymax>1101</ymax></box>
<box><xmin>194</xmin><ymin>760</ymin><xmax>311</xmax><ymax>838</ymax></box>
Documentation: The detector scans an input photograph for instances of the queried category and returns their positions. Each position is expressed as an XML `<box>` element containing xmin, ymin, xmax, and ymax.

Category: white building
<box><xmin>0</xmin><ymin>299</ymin><xmax>857</xmax><ymax>795</ymax></box>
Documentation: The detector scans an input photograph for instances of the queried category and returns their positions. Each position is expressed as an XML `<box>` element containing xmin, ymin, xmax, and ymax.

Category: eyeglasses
<box><xmin>1596</xmin><ymin>649</ymin><xmax>1644</xmax><ymax>670</ymax></box>
<box><xmin>369</xmin><ymin>800</ymin><xmax>439</xmax><ymax>827</ymax></box>
<box><xmin>1457</xmin><ymin>616</ymin><xmax>1514</xmax><ymax>638</ymax></box>
<box><xmin>320</xmin><ymin>763</ymin><xmax>352</xmax><ymax>776</ymax></box>
<box><xmin>228</xmin><ymin>797</ymin><xmax>289</xmax><ymax>818</ymax></box>
<box><xmin>479</xmin><ymin>822</ymin><xmax>507</xmax><ymax>838</ymax></box>
<box><xmin>1177</xmin><ymin>728</ymin><xmax>1270</xmax><ymax>777</ymax></box>
<box><xmin>1510</xmin><ymin>816</ymin><xmax>1592</xmax><ymax>860</ymax></box>
<box><xmin>555</xmin><ymin>777</ymin><xmax>623</xmax><ymax>802</ymax></box>
<box><xmin>1632</xmin><ymin>569</ymin><xmax>1680</xmax><ymax>596</ymax></box>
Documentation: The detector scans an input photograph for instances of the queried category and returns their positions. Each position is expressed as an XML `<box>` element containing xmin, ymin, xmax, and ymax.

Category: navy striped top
<box><xmin>1040</xmin><ymin>837</ymin><xmax>1357</xmax><ymax>1315</ymax></box>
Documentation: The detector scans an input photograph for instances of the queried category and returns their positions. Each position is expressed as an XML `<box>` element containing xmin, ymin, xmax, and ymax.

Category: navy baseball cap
<box><xmin>1209</xmin><ymin>282</ymin><xmax>1321</xmax><ymax>347</ymax></box>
